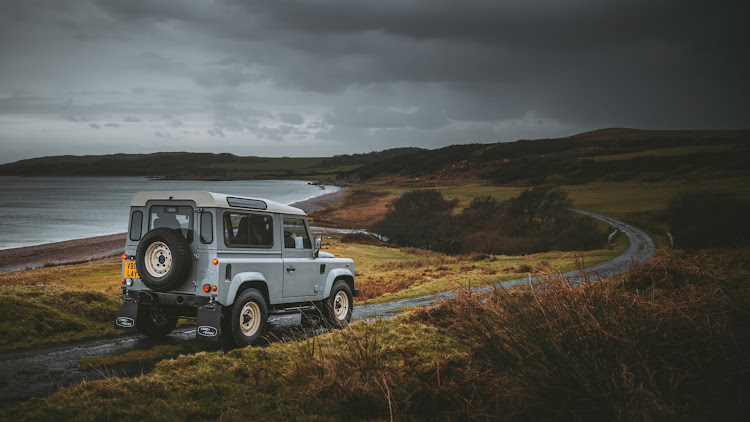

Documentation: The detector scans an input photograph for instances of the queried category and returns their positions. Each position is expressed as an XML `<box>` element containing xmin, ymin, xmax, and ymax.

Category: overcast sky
<box><xmin>0</xmin><ymin>0</ymin><xmax>747</xmax><ymax>163</ymax></box>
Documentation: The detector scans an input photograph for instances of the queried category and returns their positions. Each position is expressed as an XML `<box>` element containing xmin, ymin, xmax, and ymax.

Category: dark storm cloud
<box><xmin>0</xmin><ymin>0</ymin><xmax>747</xmax><ymax>163</ymax></box>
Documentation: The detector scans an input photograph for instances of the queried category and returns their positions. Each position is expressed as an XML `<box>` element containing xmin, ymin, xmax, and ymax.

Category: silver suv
<box><xmin>114</xmin><ymin>191</ymin><xmax>357</xmax><ymax>346</ymax></box>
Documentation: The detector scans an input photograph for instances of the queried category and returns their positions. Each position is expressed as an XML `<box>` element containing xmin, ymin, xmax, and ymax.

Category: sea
<box><xmin>0</xmin><ymin>176</ymin><xmax>340</xmax><ymax>250</ymax></box>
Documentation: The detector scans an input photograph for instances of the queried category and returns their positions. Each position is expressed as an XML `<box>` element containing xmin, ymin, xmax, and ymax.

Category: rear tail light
<box><xmin>203</xmin><ymin>284</ymin><xmax>211</xmax><ymax>293</ymax></box>
<box><xmin>122</xmin><ymin>254</ymin><xmax>128</xmax><ymax>260</ymax></box>
<box><xmin>212</xmin><ymin>258</ymin><xmax>219</xmax><ymax>265</ymax></box>
<box><xmin>121</xmin><ymin>279</ymin><xmax>126</xmax><ymax>284</ymax></box>
<box><xmin>211</xmin><ymin>285</ymin><xmax>217</xmax><ymax>291</ymax></box>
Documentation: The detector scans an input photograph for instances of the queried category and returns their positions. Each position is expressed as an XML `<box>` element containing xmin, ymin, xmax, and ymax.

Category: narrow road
<box><xmin>0</xmin><ymin>210</ymin><xmax>654</xmax><ymax>409</ymax></box>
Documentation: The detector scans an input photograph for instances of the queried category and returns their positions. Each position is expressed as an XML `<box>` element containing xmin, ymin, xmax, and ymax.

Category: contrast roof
<box><xmin>130</xmin><ymin>191</ymin><xmax>306</xmax><ymax>216</ymax></box>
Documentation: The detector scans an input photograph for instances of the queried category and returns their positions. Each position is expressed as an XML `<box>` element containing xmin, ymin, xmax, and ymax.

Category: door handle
<box><xmin>286</xmin><ymin>266</ymin><xmax>296</xmax><ymax>273</ymax></box>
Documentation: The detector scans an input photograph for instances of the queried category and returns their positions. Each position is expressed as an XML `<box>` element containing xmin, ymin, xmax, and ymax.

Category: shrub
<box><xmin>373</xmin><ymin>190</ymin><xmax>462</xmax><ymax>254</ymax></box>
<box><xmin>505</xmin><ymin>185</ymin><xmax>572</xmax><ymax>225</ymax></box>
<box><xmin>376</xmin><ymin>187</ymin><xmax>606</xmax><ymax>255</ymax></box>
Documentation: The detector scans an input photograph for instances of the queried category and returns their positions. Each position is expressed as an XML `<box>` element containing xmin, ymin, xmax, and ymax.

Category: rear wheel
<box><xmin>136</xmin><ymin>307</ymin><xmax>178</xmax><ymax>337</ymax></box>
<box><xmin>230</xmin><ymin>289</ymin><xmax>268</xmax><ymax>347</ymax></box>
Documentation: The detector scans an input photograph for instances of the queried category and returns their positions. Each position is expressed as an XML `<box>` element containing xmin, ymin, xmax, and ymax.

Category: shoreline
<box><xmin>0</xmin><ymin>187</ymin><xmax>348</xmax><ymax>273</ymax></box>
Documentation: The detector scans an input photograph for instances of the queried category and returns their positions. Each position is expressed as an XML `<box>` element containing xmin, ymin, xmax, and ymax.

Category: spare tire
<box><xmin>136</xmin><ymin>228</ymin><xmax>192</xmax><ymax>292</ymax></box>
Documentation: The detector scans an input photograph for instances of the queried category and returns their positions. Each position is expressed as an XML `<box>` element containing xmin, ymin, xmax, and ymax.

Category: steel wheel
<box><xmin>239</xmin><ymin>301</ymin><xmax>262</xmax><ymax>336</ymax></box>
<box><xmin>333</xmin><ymin>290</ymin><xmax>349</xmax><ymax>320</ymax></box>
<box><xmin>143</xmin><ymin>241</ymin><xmax>172</xmax><ymax>278</ymax></box>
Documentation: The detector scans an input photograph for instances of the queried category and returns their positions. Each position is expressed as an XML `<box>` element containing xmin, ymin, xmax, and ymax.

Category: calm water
<box><xmin>0</xmin><ymin>177</ymin><xmax>340</xmax><ymax>250</ymax></box>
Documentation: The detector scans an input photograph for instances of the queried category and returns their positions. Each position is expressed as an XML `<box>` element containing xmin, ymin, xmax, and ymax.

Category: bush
<box><xmin>504</xmin><ymin>185</ymin><xmax>572</xmax><ymax>225</ymax></box>
<box><xmin>376</xmin><ymin>188</ymin><xmax>606</xmax><ymax>255</ymax></box>
<box><xmin>668</xmin><ymin>191</ymin><xmax>750</xmax><ymax>249</ymax></box>
<box><xmin>373</xmin><ymin>190</ymin><xmax>462</xmax><ymax>254</ymax></box>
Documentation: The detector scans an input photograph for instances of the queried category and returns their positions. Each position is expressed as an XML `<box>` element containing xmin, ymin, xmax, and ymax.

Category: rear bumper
<box><xmin>126</xmin><ymin>289</ymin><xmax>211</xmax><ymax>308</ymax></box>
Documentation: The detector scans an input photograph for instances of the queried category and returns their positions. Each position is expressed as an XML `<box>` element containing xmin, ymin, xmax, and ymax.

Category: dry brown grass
<box><xmin>406</xmin><ymin>248</ymin><xmax>750</xmax><ymax>420</ymax></box>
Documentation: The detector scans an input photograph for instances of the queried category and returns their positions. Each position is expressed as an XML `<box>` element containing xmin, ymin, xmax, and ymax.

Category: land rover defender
<box><xmin>114</xmin><ymin>191</ymin><xmax>357</xmax><ymax>346</ymax></box>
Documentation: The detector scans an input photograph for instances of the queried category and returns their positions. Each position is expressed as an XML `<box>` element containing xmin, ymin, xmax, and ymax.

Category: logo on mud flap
<box><xmin>198</xmin><ymin>326</ymin><xmax>218</xmax><ymax>337</ymax></box>
<box><xmin>116</xmin><ymin>317</ymin><xmax>134</xmax><ymax>328</ymax></box>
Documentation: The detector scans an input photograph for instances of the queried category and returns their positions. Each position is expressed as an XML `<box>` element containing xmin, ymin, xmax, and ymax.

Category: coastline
<box><xmin>0</xmin><ymin>187</ymin><xmax>348</xmax><ymax>273</ymax></box>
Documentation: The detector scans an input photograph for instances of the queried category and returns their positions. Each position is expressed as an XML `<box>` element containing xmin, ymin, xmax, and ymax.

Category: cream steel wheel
<box><xmin>230</xmin><ymin>288</ymin><xmax>268</xmax><ymax>346</ymax></box>
<box><xmin>333</xmin><ymin>291</ymin><xmax>349</xmax><ymax>320</ymax></box>
<box><xmin>143</xmin><ymin>241</ymin><xmax>172</xmax><ymax>277</ymax></box>
<box><xmin>326</xmin><ymin>280</ymin><xmax>353</xmax><ymax>327</ymax></box>
<box><xmin>135</xmin><ymin>228</ymin><xmax>192</xmax><ymax>292</ymax></box>
<box><xmin>239</xmin><ymin>301</ymin><xmax>262</xmax><ymax>336</ymax></box>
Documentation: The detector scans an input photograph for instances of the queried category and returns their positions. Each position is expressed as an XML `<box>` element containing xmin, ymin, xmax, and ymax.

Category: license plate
<box><xmin>124</xmin><ymin>261</ymin><xmax>140</xmax><ymax>279</ymax></box>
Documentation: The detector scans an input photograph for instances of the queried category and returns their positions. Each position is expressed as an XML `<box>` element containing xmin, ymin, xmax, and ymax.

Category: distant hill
<box><xmin>0</xmin><ymin>148</ymin><xmax>423</xmax><ymax>180</ymax></box>
<box><xmin>348</xmin><ymin>128</ymin><xmax>750</xmax><ymax>185</ymax></box>
<box><xmin>1</xmin><ymin>129</ymin><xmax>748</xmax><ymax>184</ymax></box>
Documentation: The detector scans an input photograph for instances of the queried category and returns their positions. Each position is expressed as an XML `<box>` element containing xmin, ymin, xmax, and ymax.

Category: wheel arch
<box><xmin>324</xmin><ymin>268</ymin><xmax>355</xmax><ymax>298</ymax></box>
<box><xmin>224</xmin><ymin>272</ymin><xmax>269</xmax><ymax>306</ymax></box>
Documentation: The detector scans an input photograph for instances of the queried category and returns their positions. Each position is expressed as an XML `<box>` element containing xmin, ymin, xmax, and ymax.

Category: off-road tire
<box><xmin>136</xmin><ymin>228</ymin><xmax>192</xmax><ymax>292</ymax></box>
<box><xmin>230</xmin><ymin>289</ymin><xmax>268</xmax><ymax>347</ymax></box>
<box><xmin>324</xmin><ymin>280</ymin><xmax>353</xmax><ymax>327</ymax></box>
<box><xmin>136</xmin><ymin>306</ymin><xmax>178</xmax><ymax>337</ymax></box>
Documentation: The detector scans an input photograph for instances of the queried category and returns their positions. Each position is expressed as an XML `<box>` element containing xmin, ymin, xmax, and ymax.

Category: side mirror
<box><xmin>313</xmin><ymin>234</ymin><xmax>322</xmax><ymax>257</ymax></box>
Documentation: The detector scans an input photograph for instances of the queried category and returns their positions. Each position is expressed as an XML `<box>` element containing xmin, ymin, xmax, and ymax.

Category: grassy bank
<box><xmin>4</xmin><ymin>249</ymin><xmax>748</xmax><ymax>420</ymax></box>
<box><xmin>0</xmin><ymin>259</ymin><xmax>124</xmax><ymax>352</ymax></box>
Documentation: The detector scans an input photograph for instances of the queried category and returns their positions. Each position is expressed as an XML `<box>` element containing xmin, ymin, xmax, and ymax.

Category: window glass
<box><xmin>283</xmin><ymin>217</ymin><xmax>311</xmax><ymax>249</ymax></box>
<box><xmin>200</xmin><ymin>212</ymin><xmax>213</xmax><ymax>244</ymax></box>
<box><xmin>129</xmin><ymin>211</ymin><xmax>143</xmax><ymax>241</ymax></box>
<box><xmin>150</xmin><ymin>205</ymin><xmax>193</xmax><ymax>243</ymax></box>
<box><xmin>224</xmin><ymin>212</ymin><xmax>273</xmax><ymax>248</ymax></box>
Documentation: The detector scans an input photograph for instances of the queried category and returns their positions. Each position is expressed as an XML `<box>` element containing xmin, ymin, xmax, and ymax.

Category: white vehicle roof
<box><xmin>130</xmin><ymin>191</ymin><xmax>306</xmax><ymax>216</ymax></box>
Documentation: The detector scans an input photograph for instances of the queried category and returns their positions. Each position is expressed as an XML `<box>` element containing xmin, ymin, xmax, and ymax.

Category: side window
<box><xmin>129</xmin><ymin>211</ymin><xmax>143</xmax><ymax>241</ymax></box>
<box><xmin>224</xmin><ymin>212</ymin><xmax>273</xmax><ymax>248</ymax></box>
<box><xmin>150</xmin><ymin>206</ymin><xmax>193</xmax><ymax>243</ymax></box>
<box><xmin>200</xmin><ymin>212</ymin><xmax>213</xmax><ymax>244</ymax></box>
<box><xmin>283</xmin><ymin>217</ymin><xmax>311</xmax><ymax>249</ymax></box>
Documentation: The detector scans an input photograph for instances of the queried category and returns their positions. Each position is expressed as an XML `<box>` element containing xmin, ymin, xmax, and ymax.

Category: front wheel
<box><xmin>325</xmin><ymin>280</ymin><xmax>353</xmax><ymax>327</ymax></box>
<box><xmin>136</xmin><ymin>307</ymin><xmax>178</xmax><ymax>337</ymax></box>
<box><xmin>230</xmin><ymin>289</ymin><xmax>268</xmax><ymax>347</ymax></box>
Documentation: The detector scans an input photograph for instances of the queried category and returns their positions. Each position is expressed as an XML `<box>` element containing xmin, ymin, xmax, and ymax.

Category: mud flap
<box><xmin>114</xmin><ymin>298</ymin><xmax>139</xmax><ymax>332</ymax></box>
<box><xmin>197</xmin><ymin>302</ymin><xmax>223</xmax><ymax>342</ymax></box>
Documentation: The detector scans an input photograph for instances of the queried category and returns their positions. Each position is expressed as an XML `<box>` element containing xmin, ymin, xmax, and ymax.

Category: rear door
<box><xmin>281</xmin><ymin>216</ymin><xmax>319</xmax><ymax>298</ymax></box>
<box><xmin>145</xmin><ymin>201</ymin><xmax>197</xmax><ymax>293</ymax></box>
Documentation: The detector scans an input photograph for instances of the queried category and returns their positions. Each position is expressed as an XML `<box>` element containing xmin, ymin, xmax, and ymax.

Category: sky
<box><xmin>0</xmin><ymin>0</ymin><xmax>748</xmax><ymax>163</ymax></box>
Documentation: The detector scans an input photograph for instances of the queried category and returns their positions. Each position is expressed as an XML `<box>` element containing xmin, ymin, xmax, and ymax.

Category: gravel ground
<box><xmin>0</xmin><ymin>233</ymin><xmax>126</xmax><ymax>273</ymax></box>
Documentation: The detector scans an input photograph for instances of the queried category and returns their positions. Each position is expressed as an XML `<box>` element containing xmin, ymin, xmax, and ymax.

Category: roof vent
<box><xmin>227</xmin><ymin>197</ymin><xmax>267</xmax><ymax>210</ymax></box>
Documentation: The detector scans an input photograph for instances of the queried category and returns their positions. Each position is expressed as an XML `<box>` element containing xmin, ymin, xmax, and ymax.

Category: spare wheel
<box><xmin>136</xmin><ymin>227</ymin><xmax>192</xmax><ymax>292</ymax></box>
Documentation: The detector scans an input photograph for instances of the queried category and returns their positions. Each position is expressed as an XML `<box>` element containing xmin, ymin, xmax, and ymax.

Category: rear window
<box><xmin>224</xmin><ymin>212</ymin><xmax>273</xmax><ymax>248</ymax></box>
<box><xmin>150</xmin><ymin>205</ymin><xmax>193</xmax><ymax>243</ymax></box>
<box><xmin>200</xmin><ymin>212</ymin><xmax>213</xmax><ymax>244</ymax></box>
<box><xmin>129</xmin><ymin>211</ymin><xmax>143</xmax><ymax>241</ymax></box>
